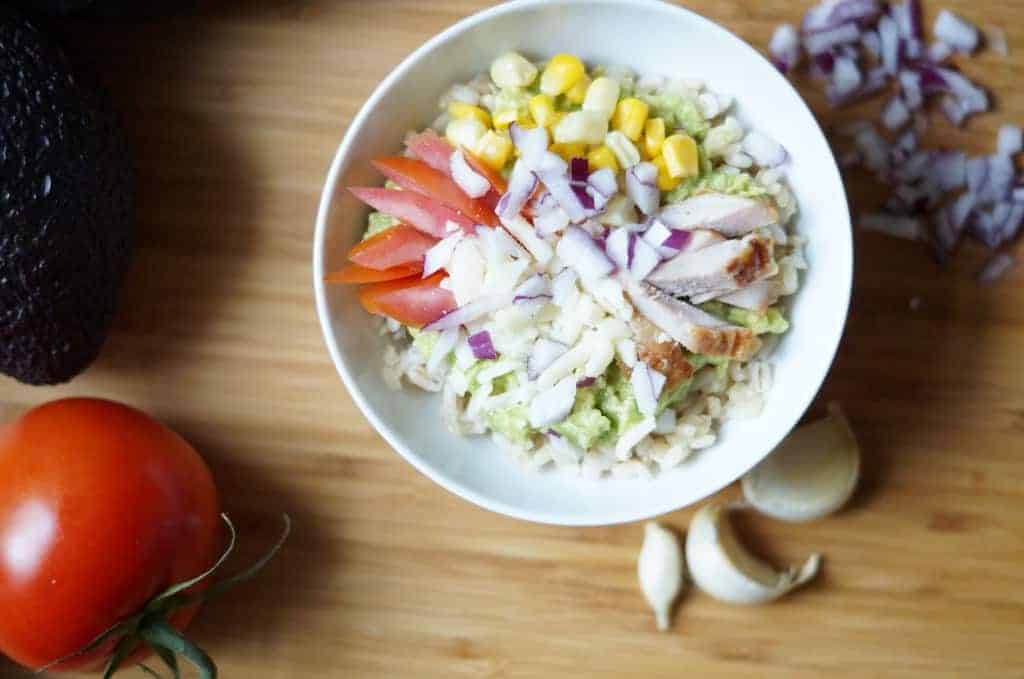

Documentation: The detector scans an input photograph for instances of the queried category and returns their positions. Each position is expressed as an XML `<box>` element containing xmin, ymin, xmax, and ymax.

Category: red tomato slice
<box><xmin>325</xmin><ymin>262</ymin><xmax>421</xmax><ymax>284</ymax></box>
<box><xmin>358</xmin><ymin>272</ymin><xmax>456</xmax><ymax>328</ymax></box>
<box><xmin>405</xmin><ymin>129</ymin><xmax>454</xmax><ymax>175</ymax></box>
<box><xmin>347</xmin><ymin>224</ymin><xmax>436</xmax><ymax>270</ymax></box>
<box><xmin>349</xmin><ymin>188</ymin><xmax>474</xmax><ymax>238</ymax></box>
<box><xmin>372</xmin><ymin>156</ymin><xmax>500</xmax><ymax>227</ymax></box>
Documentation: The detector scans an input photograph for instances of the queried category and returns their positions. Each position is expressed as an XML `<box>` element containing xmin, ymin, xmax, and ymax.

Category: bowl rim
<box><xmin>313</xmin><ymin>0</ymin><xmax>853</xmax><ymax>526</ymax></box>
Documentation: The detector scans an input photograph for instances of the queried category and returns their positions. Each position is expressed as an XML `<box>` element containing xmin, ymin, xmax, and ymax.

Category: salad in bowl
<box><xmin>326</xmin><ymin>50</ymin><xmax>805</xmax><ymax>480</ymax></box>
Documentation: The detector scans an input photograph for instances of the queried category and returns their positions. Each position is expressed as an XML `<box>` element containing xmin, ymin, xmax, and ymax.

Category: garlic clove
<box><xmin>685</xmin><ymin>502</ymin><xmax>821</xmax><ymax>605</ymax></box>
<box><xmin>637</xmin><ymin>521</ymin><xmax>685</xmax><ymax>631</ymax></box>
<box><xmin>741</xmin><ymin>402</ymin><xmax>861</xmax><ymax>523</ymax></box>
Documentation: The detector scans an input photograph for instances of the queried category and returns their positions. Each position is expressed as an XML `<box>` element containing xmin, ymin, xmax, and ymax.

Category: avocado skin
<box><xmin>0</xmin><ymin>7</ymin><xmax>134</xmax><ymax>385</ymax></box>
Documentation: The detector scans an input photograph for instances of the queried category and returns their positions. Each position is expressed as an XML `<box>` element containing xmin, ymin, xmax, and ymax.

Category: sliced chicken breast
<box><xmin>619</xmin><ymin>274</ymin><xmax>761</xmax><ymax>361</ymax></box>
<box><xmin>715</xmin><ymin>279</ymin><xmax>781</xmax><ymax>312</ymax></box>
<box><xmin>631</xmin><ymin>315</ymin><xmax>695</xmax><ymax>395</ymax></box>
<box><xmin>646</xmin><ymin>234</ymin><xmax>776</xmax><ymax>298</ymax></box>
<box><xmin>659</xmin><ymin>192</ymin><xmax>779</xmax><ymax>237</ymax></box>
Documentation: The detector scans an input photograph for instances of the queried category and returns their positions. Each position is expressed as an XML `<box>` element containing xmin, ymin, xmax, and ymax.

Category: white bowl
<box><xmin>313</xmin><ymin>0</ymin><xmax>852</xmax><ymax>526</ymax></box>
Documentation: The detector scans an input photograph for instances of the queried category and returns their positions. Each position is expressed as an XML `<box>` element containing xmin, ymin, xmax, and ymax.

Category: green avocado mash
<box><xmin>552</xmin><ymin>385</ymin><xmax>612</xmax><ymax>449</ymax></box>
<box><xmin>699</xmin><ymin>301</ymin><xmax>790</xmax><ymax>335</ymax></box>
<box><xmin>364</xmin><ymin>211</ymin><xmax>399</xmax><ymax>240</ymax></box>
<box><xmin>487</xmin><ymin>404</ymin><xmax>533</xmax><ymax>445</ymax></box>
<box><xmin>665</xmin><ymin>170</ymin><xmax>771</xmax><ymax>204</ymax></box>
<box><xmin>638</xmin><ymin>92</ymin><xmax>710</xmax><ymax>138</ymax></box>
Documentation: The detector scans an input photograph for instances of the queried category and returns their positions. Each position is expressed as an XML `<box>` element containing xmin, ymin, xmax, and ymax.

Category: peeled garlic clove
<box><xmin>685</xmin><ymin>502</ymin><xmax>821</xmax><ymax>605</ymax></box>
<box><xmin>637</xmin><ymin>521</ymin><xmax>685</xmax><ymax>631</ymax></box>
<box><xmin>742</xmin><ymin>402</ymin><xmax>860</xmax><ymax>523</ymax></box>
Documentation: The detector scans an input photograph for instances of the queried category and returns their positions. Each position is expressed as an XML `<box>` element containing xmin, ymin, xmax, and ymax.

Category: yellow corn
<box><xmin>492</xmin><ymin>107</ymin><xmax>531</xmax><ymax>130</ymax></box>
<box><xmin>565</xmin><ymin>74</ymin><xmax>591</xmax><ymax>105</ymax></box>
<box><xmin>652</xmin><ymin>155</ymin><xmax>683</xmax><ymax>191</ymax></box>
<box><xmin>550</xmin><ymin>142</ymin><xmax>588</xmax><ymax>162</ymax></box>
<box><xmin>587</xmin><ymin>145</ymin><xmax>619</xmax><ymax>173</ymax></box>
<box><xmin>582</xmin><ymin>77</ymin><xmax>620</xmax><ymax>119</ymax></box>
<box><xmin>528</xmin><ymin>94</ymin><xmax>560</xmax><ymax>128</ymax></box>
<box><xmin>474</xmin><ymin>130</ymin><xmax>513</xmax><ymax>171</ymax></box>
<box><xmin>662</xmin><ymin>134</ymin><xmax>700</xmax><ymax>179</ymax></box>
<box><xmin>540</xmin><ymin>53</ymin><xmax>585</xmax><ymax>96</ymax></box>
<box><xmin>445</xmin><ymin>118</ymin><xmax>487</xmax><ymax>151</ymax></box>
<box><xmin>643</xmin><ymin>118</ymin><xmax>666</xmax><ymax>158</ymax></box>
<box><xmin>612</xmin><ymin>97</ymin><xmax>650</xmax><ymax>141</ymax></box>
<box><xmin>448</xmin><ymin>101</ymin><xmax>491</xmax><ymax>128</ymax></box>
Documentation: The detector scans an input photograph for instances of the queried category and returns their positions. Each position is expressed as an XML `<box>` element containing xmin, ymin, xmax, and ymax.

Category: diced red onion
<box><xmin>535</xmin><ymin>151</ymin><xmax>568</xmax><ymax>176</ymax></box>
<box><xmin>966</xmin><ymin>156</ymin><xmax>988</xmax><ymax>196</ymax></box>
<box><xmin>854</xmin><ymin>125</ymin><xmax>889</xmax><ymax>174</ymax></box>
<box><xmin>898</xmin><ymin>129</ymin><xmax>918</xmax><ymax>153</ymax></box>
<box><xmin>450</xmin><ymin>149</ymin><xmax>490</xmax><ymax>199</ymax></box>
<box><xmin>425</xmin><ymin>293</ymin><xmax>512</xmax><ymax>331</ymax></box>
<box><xmin>830</xmin><ymin>55</ymin><xmax>862</xmax><ymax>97</ymax></box>
<box><xmin>934</xmin><ymin>9</ymin><xmax>979</xmax><ymax>53</ymax></box>
<box><xmin>882</xmin><ymin>95</ymin><xmax>911</xmax><ymax>130</ymax></box>
<box><xmin>509</xmin><ymin>123</ymin><xmax>549</xmax><ymax>168</ymax></box>
<box><xmin>497</xmin><ymin>160</ymin><xmax>538</xmax><ymax>219</ymax></box>
<box><xmin>930</xmin><ymin>151</ymin><xmax>967</xmax><ymax>191</ymax></box>
<box><xmin>572</xmin><ymin>182</ymin><xmax>595</xmax><ymax>210</ymax></box>
<box><xmin>770</xmin><ymin>24</ymin><xmax>801</xmax><ymax>73</ymax></box>
<box><xmin>556</xmin><ymin>226</ymin><xmax>614</xmax><ymax>281</ymax></box>
<box><xmin>969</xmin><ymin>209</ymin><xmax>999</xmax><ymax>248</ymax></box>
<box><xmin>985</xmin><ymin>25</ymin><xmax>1009</xmax><ymax>57</ymax></box>
<box><xmin>576</xmin><ymin>376</ymin><xmax>597</xmax><ymax>388</ymax></box>
<box><xmin>422</xmin><ymin>231</ymin><xmax>463</xmax><ymax>277</ymax></box>
<box><xmin>538</xmin><ymin>170</ymin><xmax>587</xmax><ymax>223</ymax></box>
<box><xmin>997</xmin><ymin>125</ymin><xmax>1022</xmax><ymax>156</ymax></box>
<box><xmin>742</xmin><ymin>131</ymin><xmax>788</xmax><ymax>167</ymax></box>
<box><xmin>898</xmin><ymin>70</ymin><xmax>924</xmax><ymax>110</ymax></box>
<box><xmin>642</xmin><ymin>220</ymin><xmax>691</xmax><ymax>258</ymax></box>
<box><xmin>927</xmin><ymin>40</ymin><xmax>953</xmax><ymax>62</ymax></box>
<box><xmin>950</xmin><ymin>192</ymin><xmax>977</xmax><ymax>230</ymax></box>
<box><xmin>878</xmin><ymin>15</ymin><xmax>900</xmax><ymax>74</ymax></box>
<box><xmin>802</xmin><ymin>0</ymin><xmax>881</xmax><ymax>34</ymax></box>
<box><xmin>977</xmin><ymin>252</ymin><xmax>1016</xmax><ymax>285</ymax></box>
<box><xmin>812</xmin><ymin>50</ymin><xmax>836</xmax><ymax>76</ymax></box>
<box><xmin>626</xmin><ymin>162</ymin><xmax>659</xmax><ymax>216</ymax></box>
<box><xmin>514</xmin><ymin>273</ymin><xmax>551</xmax><ymax>300</ymax></box>
<box><xmin>629</xmin><ymin>237</ymin><xmax>661</xmax><ymax>281</ymax></box>
<box><xmin>528</xmin><ymin>376</ymin><xmax>577</xmax><ymax>428</ymax></box>
<box><xmin>829</xmin><ymin>64</ymin><xmax>886</xmax><ymax>107</ymax></box>
<box><xmin>860</xmin><ymin>213</ymin><xmax>925</xmax><ymax>241</ymax></box>
<box><xmin>999</xmin><ymin>204</ymin><xmax>1024</xmax><ymax>245</ymax></box>
<box><xmin>940</xmin><ymin>96</ymin><xmax>967</xmax><ymax>127</ymax></box>
<box><xmin>630</xmin><ymin>362</ymin><xmax>666</xmax><ymax>417</ymax></box>
<box><xmin>570</xmin><ymin>157</ymin><xmax>589</xmax><ymax>184</ymax></box>
<box><xmin>1013</xmin><ymin>185</ymin><xmax>1024</xmax><ymax>204</ymax></box>
<box><xmin>587</xmin><ymin>167</ymin><xmax>618</xmax><ymax>198</ymax></box>
<box><xmin>862</xmin><ymin>29</ymin><xmax>882</xmax><ymax>58</ymax></box>
<box><xmin>468</xmin><ymin>330</ymin><xmax>498</xmax><ymax>360</ymax></box>
<box><xmin>986</xmin><ymin>154</ymin><xmax>1015</xmax><ymax>203</ymax></box>
<box><xmin>605</xmin><ymin>227</ymin><xmax>631</xmax><ymax>270</ymax></box>
<box><xmin>528</xmin><ymin>339</ymin><xmax>568</xmax><ymax>380</ymax></box>
<box><xmin>804</xmin><ymin>22</ymin><xmax>862</xmax><ymax>55</ymax></box>
<box><xmin>533</xmin><ymin>206</ymin><xmax>569</xmax><ymax>237</ymax></box>
<box><xmin>551</xmin><ymin>268</ymin><xmax>578</xmax><ymax>306</ymax></box>
<box><xmin>893</xmin><ymin>0</ymin><xmax>923</xmax><ymax>39</ymax></box>
<box><xmin>901</xmin><ymin>37</ymin><xmax>924</xmax><ymax>60</ymax></box>
<box><xmin>933</xmin><ymin>207</ymin><xmax>960</xmax><ymax>253</ymax></box>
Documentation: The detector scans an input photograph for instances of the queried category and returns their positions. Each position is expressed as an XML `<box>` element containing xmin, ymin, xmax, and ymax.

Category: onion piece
<box><xmin>428</xmin><ymin>328</ymin><xmax>460</xmax><ymax>374</ymax></box>
<box><xmin>422</xmin><ymin>231</ymin><xmax>464</xmax><ymax>277</ymax></box>
<box><xmin>496</xmin><ymin>160</ymin><xmax>538</xmax><ymax>219</ymax></box>
<box><xmin>742</xmin><ymin>131</ymin><xmax>788</xmax><ymax>167</ymax></box>
<box><xmin>424</xmin><ymin>292</ymin><xmax>513</xmax><ymax>331</ymax></box>
<box><xmin>605</xmin><ymin>227</ymin><xmax>631</xmax><ymax>269</ymax></box>
<box><xmin>829</xmin><ymin>55</ymin><xmax>862</xmax><ymax>99</ymax></box>
<box><xmin>533</xmin><ymin>206</ymin><xmax>570</xmax><ymax>238</ymax></box>
<box><xmin>801</xmin><ymin>0</ymin><xmax>881</xmax><ymax>34</ymax></box>
<box><xmin>538</xmin><ymin>170</ymin><xmax>587</xmax><ymax>223</ymax></box>
<box><xmin>528</xmin><ymin>338</ymin><xmax>568</xmax><ymax>380</ymax></box>
<box><xmin>977</xmin><ymin>252</ymin><xmax>1016</xmax><ymax>284</ymax></box>
<box><xmin>927</xmin><ymin>40</ymin><xmax>953</xmax><ymax>62</ymax></box>
<box><xmin>878</xmin><ymin>14</ymin><xmax>900</xmax><ymax>75</ymax></box>
<box><xmin>997</xmin><ymin>125</ymin><xmax>1022</xmax><ymax>156</ymax></box>
<box><xmin>984</xmin><ymin>24</ymin><xmax>1009</xmax><ymax>57</ymax></box>
<box><xmin>587</xmin><ymin>167</ymin><xmax>618</xmax><ymax>199</ymax></box>
<box><xmin>509</xmin><ymin>123</ymin><xmax>549</xmax><ymax>167</ymax></box>
<box><xmin>769</xmin><ymin>23</ymin><xmax>801</xmax><ymax>73</ymax></box>
<box><xmin>626</xmin><ymin>162</ymin><xmax>660</xmax><ymax>216</ymax></box>
<box><xmin>881</xmin><ymin>96</ymin><xmax>910</xmax><ymax>130</ymax></box>
<box><xmin>528</xmin><ymin>375</ymin><xmax>577</xmax><ymax>428</ymax></box>
<box><xmin>570</xmin><ymin>157</ymin><xmax>589</xmax><ymax>184</ymax></box>
<box><xmin>934</xmin><ymin>9</ymin><xmax>979</xmax><ymax>53</ymax></box>
<box><xmin>630</xmin><ymin>362</ymin><xmax>666</xmax><ymax>417</ymax></box>
<box><xmin>986</xmin><ymin>154</ymin><xmax>1015</xmax><ymax>203</ymax></box>
<box><xmin>642</xmin><ymin>220</ymin><xmax>691</xmax><ymax>258</ymax></box>
<box><xmin>930</xmin><ymin>150</ymin><xmax>967</xmax><ymax>191</ymax></box>
<box><xmin>468</xmin><ymin>330</ymin><xmax>498</xmax><ymax>360</ymax></box>
<box><xmin>860</xmin><ymin>213</ymin><xmax>924</xmax><ymax>241</ymax></box>
<box><xmin>450</xmin><ymin>149</ymin><xmax>490</xmax><ymax>198</ymax></box>
<box><xmin>551</xmin><ymin>268</ymin><xmax>578</xmax><ymax>306</ymax></box>
<box><xmin>556</xmin><ymin>226</ymin><xmax>615</xmax><ymax>281</ymax></box>
<box><xmin>514</xmin><ymin>273</ymin><xmax>551</xmax><ymax>300</ymax></box>
<box><xmin>803</xmin><ymin>22</ymin><xmax>862</xmax><ymax>55</ymax></box>
<box><xmin>629</xmin><ymin>237</ymin><xmax>662</xmax><ymax>281</ymax></box>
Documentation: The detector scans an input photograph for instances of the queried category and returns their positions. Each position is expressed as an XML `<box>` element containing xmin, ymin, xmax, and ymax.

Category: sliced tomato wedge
<box><xmin>349</xmin><ymin>188</ymin><xmax>474</xmax><ymax>238</ymax></box>
<box><xmin>405</xmin><ymin>129</ymin><xmax>454</xmax><ymax>175</ymax></box>
<box><xmin>347</xmin><ymin>224</ymin><xmax>436</xmax><ymax>270</ymax></box>
<box><xmin>325</xmin><ymin>262</ymin><xmax>422</xmax><ymax>284</ymax></box>
<box><xmin>358</xmin><ymin>272</ymin><xmax>456</xmax><ymax>327</ymax></box>
<box><xmin>372</xmin><ymin>156</ymin><xmax>500</xmax><ymax>227</ymax></box>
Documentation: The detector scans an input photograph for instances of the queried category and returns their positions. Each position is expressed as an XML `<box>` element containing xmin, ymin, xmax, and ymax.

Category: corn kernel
<box><xmin>540</xmin><ymin>53</ymin><xmax>585</xmax><ymax>96</ymax></box>
<box><xmin>550</xmin><ymin>142</ymin><xmax>588</xmax><ymax>162</ymax></box>
<box><xmin>565</xmin><ymin>74</ymin><xmax>591</xmax><ymax>105</ymax></box>
<box><xmin>652</xmin><ymin>155</ymin><xmax>683</xmax><ymax>191</ymax></box>
<box><xmin>448</xmin><ymin>101</ymin><xmax>492</xmax><ymax>128</ymax></box>
<box><xmin>587</xmin><ymin>145</ymin><xmax>619</xmax><ymax>172</ymax></box>
<box><xmin>662</xmin><ymin>134</ymin><xmax>700</xmax><ymax>179</ymax></box>
<box><xmin>474</xmin><ymin>130</ymin><xmax>513</xmax><ymax>170</ymax></box>
<box><xmin>490</xmin><ymin>51</ymin><xmax>538</xmax><ymax>89</ymax></box>
<box><xmin>553</xmin><ymin>110</ymin><xmax>608</xmax><ymax>145</ymax></box>
<box><xmin>582</xmin><ymin>77</ymin><xmax>620</xmax><ymax>119</ymax></box>
<box><xmin>528</xmin><ymin>94</ymin><xmax>559</xmax><ymax>128</ymax></box>
<box><xmin>612</xmin><ymin>97</ymin><xmax>650</xmax><ymax>141</ymax></box>
<box><xmin>445</xmin><ymin>118</ymin><xmax>487</xmax><ymax>151</ymax></box>
<box><xmin>604</xmin><ymin>130</ymin><xmax>640</xmax><ymax>169</ymax></box>
<box><xmin>492</xmin><ymin>107</ymin><xmax>524</xmax><ymax>130</ymax></box>
<box><xmin>643</xmin><ymin>118</ymin><xmax>666</xmax><ymax>158</ymax></box>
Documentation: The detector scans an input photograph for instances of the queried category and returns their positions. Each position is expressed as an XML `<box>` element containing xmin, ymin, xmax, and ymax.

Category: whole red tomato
<box><xmin>0</xmin><ymin>398</ymin><xmax>221</xmax><ymax>672</ymax></box>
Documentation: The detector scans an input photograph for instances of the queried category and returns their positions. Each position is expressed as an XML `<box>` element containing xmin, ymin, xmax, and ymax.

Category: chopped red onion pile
<box><xmin>771</xmin><ymin>0</ymin><xmax>1020</xmax><ymax>282</ymax></box>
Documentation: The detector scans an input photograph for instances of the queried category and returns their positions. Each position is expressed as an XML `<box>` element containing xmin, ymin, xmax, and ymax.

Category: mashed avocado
<box><xmin>364</xmin><ymin>211</ymin><xmax>399</xmax><ymax>239</ymax></box>
<box><xmin>658</xmin><ymin>378</ymin><xmax>692</xmax><ymax>412</ymax></box>
<box><xmin>665</xmin><ymin>170</ymin><xmax>771</xmax><ymax>203</ymax></box>
<box><xmin>408</xmin><ymin>327</ymin><xmax>439</xmax><ymax>357</ymax></box>
<box><xmin>638</xmin><ymin>92</ymin><xmax>710</xmax><ymax>138</ymax></box>
<box><xmin>487</xmin><ymin>404</ymin><xmax>533</xmax><ymax>445</ymax></box>
<box><xmin>699</xmin><ymin>302</ymin><xmax>790</xmax><ymax>335</ymax></box>
<box><xmin>596</xmin><ymin>364</ymin><xmax>644</xmax><ymax>433</ymax></box>
<box><xmin>552</xmin><ymin>385</ymin><xmax>612</xmax><ymax>449</ymax></box>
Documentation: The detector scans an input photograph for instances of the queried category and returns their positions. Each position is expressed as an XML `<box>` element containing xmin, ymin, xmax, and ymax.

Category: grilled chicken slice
<box><xmin>631</xmin><ymin>315</ymin><xmax>695</xmax><ymax>395</ymax></box>
<box><xmin>659</xmin><ymin>192</ymin><xmax>779</xmax><ymax>237</ymax></box>
<box><xmin>619</xmin><ymin>274</ymin><xmax>761</xmax><ymax>360</ymax></box>
<box><xmin>647</xmin><ymin>234</ymin><xmax>776</xmax><ymax>298</ymax></box>
<box><xmin>680</xmin><ymin>228</ymin><xmax>726</xmax><ymax>252</ymax></box>
<box><xmin>715</xmin><ymin>279</ymin><xmax>781</xmax><ymax>311</ymax></box>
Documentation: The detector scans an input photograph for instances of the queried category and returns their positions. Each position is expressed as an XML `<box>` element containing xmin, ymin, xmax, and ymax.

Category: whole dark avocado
<box><xmin>0</xmin><ymin>7</ymin><xmax>134</xmax><ymax>385</ymax></box>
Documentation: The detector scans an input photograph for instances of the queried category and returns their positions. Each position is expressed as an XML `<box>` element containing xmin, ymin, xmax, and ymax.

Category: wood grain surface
<box><xmin>3</xmin><ymin>1</ymin><xmax>1023</xmax><ymax>677</ymax></box>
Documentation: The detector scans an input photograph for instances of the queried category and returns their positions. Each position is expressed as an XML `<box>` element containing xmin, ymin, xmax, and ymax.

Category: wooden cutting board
<box><xmin>3</xmin><ymin>1</ymin><xmax>1023</xmax><ymax>676</ymax></box>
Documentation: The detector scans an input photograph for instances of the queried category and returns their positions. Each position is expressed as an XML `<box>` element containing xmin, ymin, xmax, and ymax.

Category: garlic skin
<box><xmin>637</xmin><ymin>522</ymin><xmax>685</xmax><ymax>630</ymax></box>
<box><xmin>741</xmin><ymin>402</ymin><xmax>860</xmax><ymax>523</ymax></box>
<box><xmin>685</xmin><ymin>502</ymin><xmax>821</xmax><ymax>605</ymax></box>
